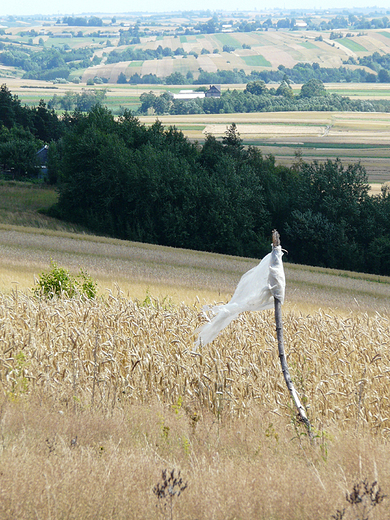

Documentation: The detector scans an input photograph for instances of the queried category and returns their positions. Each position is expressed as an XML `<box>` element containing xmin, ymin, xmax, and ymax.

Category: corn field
<box><xmin>1</xmin><ymin>290</ymin><xmax>389</xmax><ymax>436</ymax></box>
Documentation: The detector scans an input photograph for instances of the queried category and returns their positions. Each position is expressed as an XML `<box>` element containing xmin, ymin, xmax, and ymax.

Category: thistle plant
<box><xmin>153</xmin><ymin>469</ymin><xmax>188</xmax><ymax>520</ymax></box>
<box><xmin>332</xmin><ymin>479</ymin><xmax>387</xmax><ymax>520</ymax></box>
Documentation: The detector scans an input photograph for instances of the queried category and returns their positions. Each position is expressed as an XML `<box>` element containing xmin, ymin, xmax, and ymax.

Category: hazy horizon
<box><xmin>0</xmin><ymin>0</ymin><xmax>388</xmax><ymax>18</ymax></box>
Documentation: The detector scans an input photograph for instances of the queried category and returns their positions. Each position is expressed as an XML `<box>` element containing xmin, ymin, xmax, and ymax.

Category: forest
<box><xmin>1</xmin><ymin>82</ymin><xmax>390</xmax><ymax>276</ymax></box>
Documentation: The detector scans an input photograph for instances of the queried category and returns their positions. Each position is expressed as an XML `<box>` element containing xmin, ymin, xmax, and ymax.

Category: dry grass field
<box><xmin>1</xmin><ymin>291</ymin><xmax>390</xmax><ymax>519</ymax></box>
<box><xmin>1</xmin><ymin>182</ymin><xmax>390</xmax><ymax>518</ymax></box>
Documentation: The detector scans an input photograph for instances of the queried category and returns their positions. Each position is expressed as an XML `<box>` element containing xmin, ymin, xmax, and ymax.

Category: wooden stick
<box><xmin>272</xmin><ymin>230</ymin><xmax>312</xmax><ymax>433</ymax></box>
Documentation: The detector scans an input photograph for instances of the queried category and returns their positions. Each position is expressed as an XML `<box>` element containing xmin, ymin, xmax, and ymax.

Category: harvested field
<box><xmin>196</xmin><ymin>55</ymin><xmax>219</xmax><ymax>72</ymax></box>
<box><xmin>141</xmin><ymin>57</ymin><xmax>174</xmax><ymax>77</ymax></box>
<box><xmin>203</xmin><ymin>123</ymin><xmax>325</xmax><ymax>137</ymax></box>
<box><xmin>82</xmin><ymin>62</ymin><xmax>131</xmax><ymax>83</ymax></box>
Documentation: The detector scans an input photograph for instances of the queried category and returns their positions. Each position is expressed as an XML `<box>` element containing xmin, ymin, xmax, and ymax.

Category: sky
<box><xmin>0</xmin><ymin>0</ymin><xmax>387</xmax><ymax>17</ymax></box>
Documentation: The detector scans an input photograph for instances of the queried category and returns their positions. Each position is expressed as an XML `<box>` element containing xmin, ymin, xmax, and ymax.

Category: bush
<box><xmin>33</xmin><ymin>261</ymin><xmax>97</xmax><ymax>299</ymax></box>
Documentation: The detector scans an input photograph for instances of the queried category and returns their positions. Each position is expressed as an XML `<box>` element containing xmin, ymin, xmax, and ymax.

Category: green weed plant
<box><xmin>33</xmin><ymin>260</ymin><xmax>97</xmax><ymax>299</ymax></box>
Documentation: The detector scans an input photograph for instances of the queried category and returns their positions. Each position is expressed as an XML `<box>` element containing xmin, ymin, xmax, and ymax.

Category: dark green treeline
<box><xmin>1</xmin><ymin>82</ymin><xmax>390</xmax><ymax>275</ymax></box>
<box><xmin>48</xmin><ymin>106</ymin><xmax>390</xmax><ymax>276</ymax></box>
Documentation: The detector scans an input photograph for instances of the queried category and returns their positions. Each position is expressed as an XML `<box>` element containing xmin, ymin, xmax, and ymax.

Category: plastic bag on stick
<box><xmin>195</xmin><ymin>245</ymin><xmax>285</xmax><ymax>348</ymax></box>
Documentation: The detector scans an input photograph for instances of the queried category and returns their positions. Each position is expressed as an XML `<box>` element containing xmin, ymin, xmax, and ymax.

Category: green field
<box><xmin>299</xmin><ymin>41</ymin><xmax>318</xmax><ymax>49</ymax></box>
<box><xmin>241</xmin><ymin>54</ymin><xmax>272</xmax><ymax>67</ymax></box>
<box><xmin>0</xmin><ymin>181</ymin><xmax>88</xmax><ymax>232</ymax></box>
<box><xmin>213</xmin><ymin>32</ymin><xmax>242</xmax><ymax>48</ymax></box>
<box><xmin>326</xmin><ymin>87</ymin><xmax>390</xmax><ymax>97</ymax></box>
<box><xmin>339</xmin><ymin>38</ymin><xmax>367</xmax><ymax>52</ymax></box>
<box><xmin>44</xmin><ymin>37</ymin><xmax>94</xmax><ymax>48</ymax></box>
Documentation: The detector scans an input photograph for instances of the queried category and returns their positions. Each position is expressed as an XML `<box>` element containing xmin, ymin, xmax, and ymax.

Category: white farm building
<box><xmin>168</xmin><ymin>85</ymin><xmax>221</xmax><ymax>100</ymax></box>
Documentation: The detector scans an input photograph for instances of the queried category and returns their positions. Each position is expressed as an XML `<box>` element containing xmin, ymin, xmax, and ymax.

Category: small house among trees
<box><xmin>205</xmin><ymin>85</ymin><xmax>221</xmax><ymax>98</ymax></box>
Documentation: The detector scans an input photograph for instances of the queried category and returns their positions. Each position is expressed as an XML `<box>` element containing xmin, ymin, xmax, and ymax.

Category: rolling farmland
<box><xmin>2</xmin><ymin>77</ymin><xmax>390</xmax><ymax>184</ymax></box>
<box><xmin>2</xmin><ymin>15</ymin><xmax>390</xmax><ymax>518</ymax></box>
<box><xmin>2</xmin><ymin>18</ymin><xmax>390</xmax><ymax>184</ymax></box>
<box><xmin>4</xmin><ymin>16</ymin><xmax>390</xmax><ymax>82</ymax></box>
<box><xmin>139</xmin><ymin>111</ymin><xmax>390</xmax><ymax>184</ymax></box>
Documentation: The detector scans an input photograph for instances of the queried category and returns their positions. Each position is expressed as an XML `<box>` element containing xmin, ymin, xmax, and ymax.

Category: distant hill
<box><xmin>74</xmin><ymin>30</ymin><xmax>390</xmax><ymax>83</ymax></box>
<box><xmin>2</xmin><ymin>13</ymin><xmax>390</xmax><ymax>83</ymax></box>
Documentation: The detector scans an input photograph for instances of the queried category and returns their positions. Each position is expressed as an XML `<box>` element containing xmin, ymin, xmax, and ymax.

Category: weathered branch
<box><xmin>272</xmin><ymin>230</ymin><xmax>312</xmax><ymax>433</ymax></box>
<box><xmin>272</xmin><ymin>229</ymin><xmax>281</xmax><ymax>248</ymax></box>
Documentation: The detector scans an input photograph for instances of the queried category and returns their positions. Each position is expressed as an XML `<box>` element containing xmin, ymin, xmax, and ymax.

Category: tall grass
<box><xmin>0</xmin><ymin>290</ymin><xmax>390</xmax><ymax>519</ymax></box>
<box><xmin>0</xmin><ymin>181</ymin><xmax>87</xmax><ymax>232</ymax></box>
<box><xmin>1</xmin><ymin>183</ymin><xmax>390</xmax><ymax>518</ymax></box>
<box><xmin>1</xmin><ymin>291</ymin><xmax>389</xmax><ymax>429</ymax></box>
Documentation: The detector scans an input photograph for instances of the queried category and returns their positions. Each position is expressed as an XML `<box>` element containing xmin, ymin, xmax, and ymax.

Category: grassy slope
<box><xmin>0</xmin><ymin>181</ymin><xmax>87</xmax><ymax>231</ymax></box>
<box><xmin>0</xmin><ymin>181</ymin><xmax>389</xmax><ymax>314</ymax></box>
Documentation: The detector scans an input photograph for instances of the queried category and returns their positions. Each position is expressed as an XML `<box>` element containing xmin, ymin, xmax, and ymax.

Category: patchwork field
<box><xmin>5</xmin><ymin>77</ymin><xmax>390</xmax><ymax>182</ymax></box>
<box><xmin>1</xmin><ymin>78</ymin><xmax>177</xmax><ymax>112</ymax></box>
<box><xmin>3</xmin><ymin>77</ymin><xmax>390</xmax><ymax>182</ymax></box>
<box><xmin>139</xmin><ymin>111</ymin><xmax>390</xmax><ymax>184</ymax></box>
<box><xmin>4</xmin><ymin>21</ymin><xmax>390</xmax><ymax>83</ymax></box>
<box><xmin>4</xmin><ymin>78</ymin><xmax>390</xmax><ymax>107</ymax></box>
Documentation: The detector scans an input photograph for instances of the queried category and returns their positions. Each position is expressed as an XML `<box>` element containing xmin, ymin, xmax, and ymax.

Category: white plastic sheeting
<box><xmin>194</xmin><ymin>245</ymin><xmax>285</xmax><ymax>348</ymax></box>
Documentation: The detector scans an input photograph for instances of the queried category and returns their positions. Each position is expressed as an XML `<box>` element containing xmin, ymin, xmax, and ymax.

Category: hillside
<box><xmin>80</xmin><ymin>29</ymin><xmax>389</xmax><ymax>83</ymax></box>
<box><xmin>2</xmin><ymin>12</ymin><xmax>390</xmax><ymax>83</ymax></box>
<box><xmin>1</xmin><ymin>180</ymin><xmax>390</xmax><ymax>520</ymax></box>
<box><xmin>0</xmin><ymin>181</ymin><xmax>389</xmax><ymax>314</ymax></box>
<box><xmin>3</xmin><ymin>14</ymin><xmax>390</xmax><ymax>520</ymax></box>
